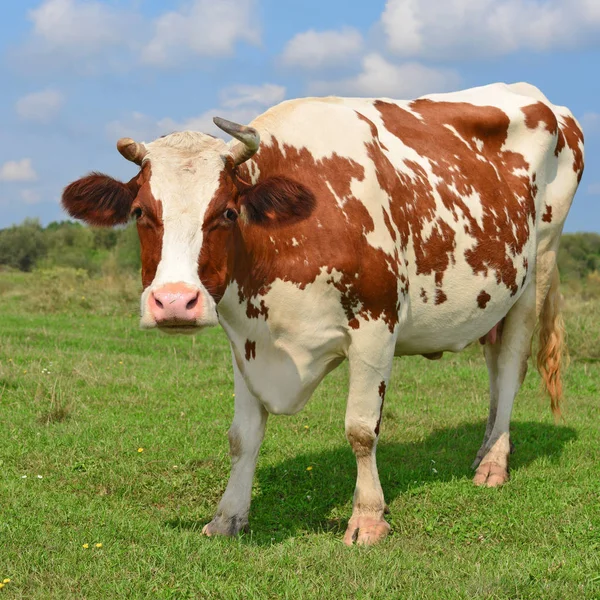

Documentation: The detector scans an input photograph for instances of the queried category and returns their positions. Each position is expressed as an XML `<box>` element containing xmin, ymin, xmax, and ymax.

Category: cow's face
<box><xmin>136</xmin><ymin>132</ymin><xmax>236</xmax><ymax>332</ymax></box>
<box><xmin>62</xmin><ymin>119</ymin><xmax>315</xmax><ymax>333</ymax></box>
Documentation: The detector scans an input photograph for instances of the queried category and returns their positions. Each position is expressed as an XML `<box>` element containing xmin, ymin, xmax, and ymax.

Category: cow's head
<box><xmin>62</xmin><ymin>118</ymin><xmax>314</xmax><ymax>333</ymax></box>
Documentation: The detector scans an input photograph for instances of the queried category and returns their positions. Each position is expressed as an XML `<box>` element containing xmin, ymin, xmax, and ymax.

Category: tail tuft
<box><xmin>536</xmin><ymin>265</ymin><xmax>566</xmax><ymax>418</ymax></box>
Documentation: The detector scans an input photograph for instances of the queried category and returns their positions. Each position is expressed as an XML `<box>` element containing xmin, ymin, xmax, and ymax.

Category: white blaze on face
<box><xmin>138</xmin><ymin>132</ymin><xmax>229</xmax><ymax>329</ymax></box>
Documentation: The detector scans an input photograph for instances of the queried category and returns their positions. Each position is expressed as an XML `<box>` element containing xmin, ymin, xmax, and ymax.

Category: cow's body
<box><xmin>214</xmin><ymin>83</ymin><xmax>582</xmax><ymax>419</ymax></box>
<box><xmin>63</xmin><ymin>82</ymin><xmax>584</xmax><ymax>544</ymax></box>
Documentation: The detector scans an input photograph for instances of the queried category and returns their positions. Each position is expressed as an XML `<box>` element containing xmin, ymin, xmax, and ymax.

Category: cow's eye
<box><xmin>131</xmin><ymin>207</ymin><xmax>143</xmax><ymax>220</ymax></box>
<box><xmin>224</xmin><ymin>208</ymin><xmax>238</xmax><ymax>222</ymax></box>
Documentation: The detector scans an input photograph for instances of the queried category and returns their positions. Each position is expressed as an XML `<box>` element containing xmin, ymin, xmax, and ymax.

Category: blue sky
<box><xmin>0</xmin><ymin>0</ymin><xmax>598</xmax><ymax>232</ymax></box>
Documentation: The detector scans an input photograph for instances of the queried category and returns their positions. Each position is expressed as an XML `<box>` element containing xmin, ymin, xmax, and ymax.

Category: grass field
<box><xmin>1</xmin><ymin>271</ymin><xmax>599</xmax><ymax>599</ymax></box>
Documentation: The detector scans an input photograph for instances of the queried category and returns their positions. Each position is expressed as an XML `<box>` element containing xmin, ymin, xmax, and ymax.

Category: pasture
<box><xmin>1</xmin><ymin>270</ymin><xmax>599</xmax><ymax>599</ymax></box>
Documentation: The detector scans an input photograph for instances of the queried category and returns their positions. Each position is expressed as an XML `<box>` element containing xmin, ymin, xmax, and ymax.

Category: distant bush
<box><xmin>0</xmin><ymin>219</ymin><xmax>141</xmax><ymax>276</ymax></box>
<box><xmin>558</xmin><ymin>233</ymin><xmax>600</xmax><ymax>282</ymax></box>
<box><xmin>0</xmin><ymin>218</ymin><xmax>47</xmax><ymax>271</ymax></box>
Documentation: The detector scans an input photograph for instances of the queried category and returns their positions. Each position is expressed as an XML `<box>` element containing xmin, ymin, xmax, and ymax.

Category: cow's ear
<box><xmin>62</xmin><ymin>172</ymin><xmax>138</xmax><ymax>226</ymax></box>
<box><xmin>239</xmin><ymin>176</ymin><xmax>316</xmax><ymax>227</ymax></box>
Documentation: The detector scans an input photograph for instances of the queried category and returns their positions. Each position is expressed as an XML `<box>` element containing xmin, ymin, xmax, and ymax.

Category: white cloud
<box><xmin>309</xmin><ymin>53</ymin><xmax>460</xmax><ymax>98</ymax></box>
<box><xmin>28</xmin><ymin>0</ymin><xmax>131</xmax><ymax>55</ymax></box>
<box><xmin>16</xmin><ymin>89</ymin><xmax>64</xmax><ymax>123</ymax></box>
<box><xmin>106</xmin><ymin>83</ymin><xmax>285</xmax><ymax>143</ymax></box>
<box><xmin>20</xmin><ymin>189</ymin><xmax>43</xmax><ymax>205</ymax></box>
<box><xmin>220</xmin><ymin>84</ymin><xmax>286</xmax><ymax>108</ymax></box>
<box><xmin>141</xmin><ymin>0</ymin><xmax>260</xmax><ymax>66</ymax></box>
<box><xmin>280</xmin><ymin>27</ymin><xmax>363</xmax><ymax>69</ymax></box>
<box><xmin>381</xmin><ymin>0</ymin><xmax>600</xmax><ymax>60</ymax></box>
<box><xmin>22</xmin><ymin>0</ymin><xmax>259</xmax><ymax>71</ymax></box>
<box><xmin>0</xmin><ymin>159</ymin><xmax>38</xmax><ymax>183</ymax></box>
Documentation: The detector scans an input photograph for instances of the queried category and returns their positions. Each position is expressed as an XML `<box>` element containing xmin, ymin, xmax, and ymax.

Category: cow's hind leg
<box><xmin>343</xmin><ymin>333</ymin><xmax>395</xmax><ymax>546</ymax></box>
<box><xmin>473</xmin><ymin>282</ymin><xmax>537</xmax><ymax>487</ymax></box>
<box><xmin>471</xmin><ymin>341</ymin><xmax>502</xmax><ymax>470</ymax></box>
<box><xmin>203</xmin><ymin>359</ymin><xmax>267</xmax><ymax>537</ymax></box>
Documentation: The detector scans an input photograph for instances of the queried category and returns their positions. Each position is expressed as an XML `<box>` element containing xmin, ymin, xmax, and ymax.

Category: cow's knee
<box><xmin>346</xmin><ymin>421</ymin><xmax>376</xmax><ymax>458</ymax></box>
<box><xmin>227</xmin><ymin>425</ymin><xmax>242</xmax><ymax>459</ymax></box>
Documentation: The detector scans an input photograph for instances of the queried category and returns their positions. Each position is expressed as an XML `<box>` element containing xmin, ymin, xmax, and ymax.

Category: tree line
<box><xmin>0</xmin><ymin>219</ymin><xmax>140</xmax><ymax>275</ymax></box>
<box><xmin>0</xmin><ymin>219</ymin><xmax>599</xmax><ymax>282</ymax></box>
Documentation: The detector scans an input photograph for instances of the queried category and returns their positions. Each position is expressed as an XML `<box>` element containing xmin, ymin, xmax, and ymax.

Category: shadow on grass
<box><xmin>167</xmin><ymin>420</ymin><xmax>576</xmax><ymax>544</ymax></box>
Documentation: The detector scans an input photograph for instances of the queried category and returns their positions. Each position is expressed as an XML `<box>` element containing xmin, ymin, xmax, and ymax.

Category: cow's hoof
<box><xmin>472</xmin><ymin>433</ymin><xmax>512</xmax><ymax>472</ymax></box>
<box><xmin>202</xmin><ymin>514</ymin><xmax>248</xmax><ymax>537</ymax></box>
<box><xmin>343</xmin><ymin>516</ymin><xmax>390</xmax><ymax>546</ymax></box>
<box><xmin>473</xmin><ymin>461</ymin><xmax>509</xmax><ymax>487</ymax></box>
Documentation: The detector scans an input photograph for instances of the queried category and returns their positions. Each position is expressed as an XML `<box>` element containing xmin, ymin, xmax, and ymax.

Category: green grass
<box><xmin>1</xmin><ymin>274</ymin><xmax>599</xmax><ymax>599</ymax></box>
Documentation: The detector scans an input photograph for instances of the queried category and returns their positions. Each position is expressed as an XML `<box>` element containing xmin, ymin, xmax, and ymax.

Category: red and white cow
<box><xmin>63</xmin><ymin>82</ymin><xmax>584</xmax><ymax>545</ymax></box>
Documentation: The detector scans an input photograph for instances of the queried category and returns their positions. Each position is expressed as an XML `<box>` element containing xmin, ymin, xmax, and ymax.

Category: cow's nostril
<box><xmin>186</xmin><ymin>293</ymin><xmax>199</xmax><ymax>310</ymax></box>
<box><xmin>154</xmin><ymin>295</ymin><xmax>164</xmax><ymax>309</ymax></box>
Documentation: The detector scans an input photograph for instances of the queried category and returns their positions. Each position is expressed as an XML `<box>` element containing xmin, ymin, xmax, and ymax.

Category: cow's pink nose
<box><xmin>149</xmin><ymin>283</ymin><xmax>202</xmax><ymax>325</ymax></box>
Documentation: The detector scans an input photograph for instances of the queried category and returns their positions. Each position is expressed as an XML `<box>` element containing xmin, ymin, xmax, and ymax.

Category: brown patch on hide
<box><xmin>365</xmin><ymin>135</ymin><xmax>456</xmax><ymax>297</ymax></box>
<box><xmin>132</xmin><ymin>164</ymin><xmax>164</xmax><ymax>289</ymax></box>
<box><xmin>542</xmin><ymin>204</ymin><xmax>553</xmax><ymax>223</ymax></box>
<box><xmin>198</xmin><ymin>170</ymin><xmax>241</xmax><ymax>303</ymax></box>
<box><xmin>435</xmin><ymin>289</ymin><xmax>447</xmax><ymax>305</ymax></box>
<box><xmin>244</xmin><ymin>339</ymin><xmax>256</xmax><ymax>361</ymax></box>
<box><xmin>213</xmin><ymin>137</ymin><xmax>403</xmax><ymax>332</ymax></box>
<box><xmin>554</xmin><ymin>130</ymin><xmax>566</xmax><ymax>157</ymax></box>
<box><xmin>521</xmin><ymin>102</ymin><xmax>558</xmax><ymax>134</ymax></box>
<box><xmin>560</xmin><ymin>115</ymin><xmax>584</xmax><ymax>183</ymax></box>
<box><xmin>521</xmin><ymin>258</ymin><xmax>529</xmax><ymax>288</ymax></box>
<box><xmin>374</xmin><ymin>99</ymin><xmax>538</xmax><ymax>296</ymax></box>
<box><xmin>477</xmin><ymin>290</ymin><xmax>491</xmax><ymax>309</ymax></box>
<box><xmin>375</xmin><ymin>381</ymin><xmax>386</xmax><ymax>436</ymax></box>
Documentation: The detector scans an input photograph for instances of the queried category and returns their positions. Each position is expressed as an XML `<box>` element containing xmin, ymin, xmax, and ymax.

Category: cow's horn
<box><xmin>213</xmin><ymin>117</ymin><xmax>260</xmax><ymax>166</ymax></box>
<box><xmin>117</xmin><ymin>138</ymin><xmax>147</xmax><ymax>165</ymax></box>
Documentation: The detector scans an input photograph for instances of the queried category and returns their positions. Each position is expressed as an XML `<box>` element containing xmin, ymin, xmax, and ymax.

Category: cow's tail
<box><xmin>536</xmin><ymin>265</ymin><xmax>566</xmax><ymax>418</ymax></box>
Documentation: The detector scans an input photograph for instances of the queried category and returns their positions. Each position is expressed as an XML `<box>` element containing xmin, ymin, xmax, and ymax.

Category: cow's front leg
<box><xmin>343</xmin><ymin>341</ymin><xmax>394</xmax><ymax>546</ymax></box>
<box><xmin>202</xmin><ymin>361</ymin><xmax>267</xmax><ymax>537</ymax></box>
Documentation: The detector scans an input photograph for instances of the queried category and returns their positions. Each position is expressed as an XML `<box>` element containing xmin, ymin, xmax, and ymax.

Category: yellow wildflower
<box><xmin>306</xmin><ymin>466</ymin><xmax>313</xmax><ymax>471</ymax></box>
<box><xmin>82</xmin><ymin>543</ymin><xmax>89</xmax><ymax>549</ymax></box>
<box><xmin>2</xmin><ymin>579</ymin><xmax>10</xmax><ymax>584</ymax></box>
<box><xmin>138</xmin><ymin>448</ymin><xmax>144</xmax><ymax>453</ymax></box>
<box><xmin>0</xmin><ymin>583</ymin><xmax>4</xmax><ymax>589</ymax></box>
<box><xmin>95</xmin><ymin>543</ymin><xmax>103</xmax><ymax>548</ymax></box>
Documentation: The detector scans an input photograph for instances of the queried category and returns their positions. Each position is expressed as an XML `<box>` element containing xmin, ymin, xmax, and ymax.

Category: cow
<box><xmin>62</xmin><ymin>82</ymin><xmax>584</xmax><ymax>545</ymax></box>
